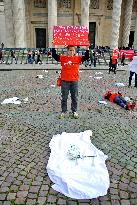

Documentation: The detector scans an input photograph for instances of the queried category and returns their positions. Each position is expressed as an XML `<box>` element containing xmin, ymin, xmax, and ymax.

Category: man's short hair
<box><xmin>67</xmin><ymin>45</ymin><xmax>75</xmax><ymax>50</ymax></box>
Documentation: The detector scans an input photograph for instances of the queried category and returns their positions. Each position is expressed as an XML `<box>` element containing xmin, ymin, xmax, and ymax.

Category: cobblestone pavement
<box><xmin>0</xmin><ymin>64</ymin><xmax>137</xmax><ymax>205</ymax></box>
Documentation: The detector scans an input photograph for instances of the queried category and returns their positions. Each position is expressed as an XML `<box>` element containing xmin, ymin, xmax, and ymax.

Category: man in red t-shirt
<box><xmin>52</xmin><ymin>45</ymin><xmax>89</xmax><ymax>119</ymax></box>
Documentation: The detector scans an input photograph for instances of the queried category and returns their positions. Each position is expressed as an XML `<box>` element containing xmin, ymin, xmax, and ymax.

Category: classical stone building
<box><xmin>0</xmin><ymin>0</ymin><xmax>137</xmax><ymax>49</ymax></box>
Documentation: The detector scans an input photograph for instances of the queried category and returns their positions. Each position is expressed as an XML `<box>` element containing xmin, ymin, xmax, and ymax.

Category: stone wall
<box><xmin>0</xmin><ymin>1</ymin><xmax>6</xmax><ymax>46</ymax></box>
<box><xmin>1</xmin><ymin>0</ymin><xmax>137</xmax><ymax>48</ymax></box>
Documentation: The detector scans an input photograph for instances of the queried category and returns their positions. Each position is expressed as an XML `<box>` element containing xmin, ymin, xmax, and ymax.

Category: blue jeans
<box><xmin>61</xmin><ymin>81</ymin><xmax>78</xmax><ymax>113</ymax></box>
<box><xmin>114</xmin><ymin>96</ymin><xmax>126</xmax><ymax>108</ymax></box>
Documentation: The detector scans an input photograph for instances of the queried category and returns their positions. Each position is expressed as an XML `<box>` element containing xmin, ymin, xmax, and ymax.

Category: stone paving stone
<box><xmin>27</xmin><ymin>193</ymin><xmax>37</xmax><ymax>199</ymax></box>
<box><xmin>119</xmin><ymin>182</ymin><xmax>128</xmax><ymax>190</ymax></box>
<box><xmin>129</xmin><ymin>171</ymin><xmax>136</xmax><ymax>178</ymax></box>
<box><xmin>121</xmin><ymin>199</ymin><xmax>131</xmax><ymax>205</ymax></box>
<box><xmin>15</xmin><ymin>197</ymin><xmax>26</xmax><ymax>205</ymax></box>
<box><xmin>0</xmin><ymin>187</ymin><xmax>9</xmax><ymax>193</ymax></box>
<box><xmin>120</xmin><ymin>190</ymin><xmax>129</xmax><ymax>199</ymax></box>
<box><xmin>130</xmin><ymin>193</ymin><xmax>137</xmax><ymax>199</ymax></box>
<box><xmin>100</xmin><ymin>201</ymin><xmax>111</xmax><ymax>205</ymax></box>
<box><xmin>111</xmin><ymin>195</ymin><xmax>120</xmax><ymax>200</ymax></box>
<box><xmin>19</xmin><ymin>184</ymin><xmax>30</xmax><ymax>191</ymax></box>
<box><xmin>38</xmin><ymin>190</ymin><xmax>47</xmax><ymax>197</ymax></box>
<box><xmin>57</xmin><ymin>198</ymin><xmax>67</xmax><ymax>205</ymax></box>
<box><xmin>26</xmin><ymin>198</ymin><xmax>37</xmax><ymax>205</ymax></box>
<box><xmin>41</xmin><ymin>184</ymin><xmax>49</xmax><ymax>191</ymax></box>
<box><xmin>3</xmin><ymin>201</ymin><xmax>11</xmax><ymax>205</ymax></box>
<box><xmin>110</xmin><ymin>188</ymin><xmax>119</xmax><ymax>195</ymax></box>
<box><xmin>0</xmin><ymin>193</ymin><xmax>6</xmax><ymax>201</ymax></box>
<box><xmin>10</xmin><ymin>185</ymin><xmax>19</xmax><ymax>192</ymax></box>
<box><xmin>16</xmin><ymin>190</ymin><xmax>28</xmax><ymax>198</ymax></box>
<box><xmin>111</xmin><ymin>200</ymin><xmax>120</xmax><ymax>205</ymax></box>
<box><xmin>29</xmin><ymin>185</ymin><xmax>40</xmax><ymax>193</ymax></box>
<box><xmin>37</xmin><ymin>196</ymin><xmax>46</xmax><ymax>204</ymax></box>
<box><xmin>31</xmin><ymin>180</ymin><xmax>42</xmax><ymax>186</ymax></box>
<box><xmin>130</xmin><ymin>198</ymin><xmax>137</xmax><ymax>205</ymax></box>
<box><xmin>47</xmin><ymin>195</ymin><xmax>57</xmax><ymax>203</ymax></box>
<box><xmin>7</xmin><ymin>192</ymin><xmax>16</xmax><ymax>200</ymax></box>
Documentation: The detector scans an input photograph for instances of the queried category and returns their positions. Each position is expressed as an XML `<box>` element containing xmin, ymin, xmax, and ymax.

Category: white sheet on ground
<box><xmin>1</xmin><ymin>97</ymin><xmax>21</xmax><ymax>104</ymax></box>
<box><xmin>47</xmin><ymin>130</ymin><xmax>110</xmax><ymax>199</ymax></box>
<box><xmin>114</xmin><ymin>82</ymin><xmax>125</xmax><ymax>87</ymax></box>
<box><xmin>98</xmin><ymin>100</ymin><xmax>107</xmax><ymax>105</ymax></box>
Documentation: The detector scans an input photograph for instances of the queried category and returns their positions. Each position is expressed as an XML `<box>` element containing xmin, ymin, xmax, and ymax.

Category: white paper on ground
<box><xmin>114</xmin><ymin>83</ymin><xmax>125</xmax><ymax>87</ymax></box>
<box><xmin>51</xmin><ymin>84</ymin><xmax>56</xmax><ymax>87</ymax></box>
<box><xmin>98</xmin><ymin>100</ymin><xmax>107</xmax><ymax>105</ymax></box>
<box><xmin>94</xmin><ymin>76</ymin><xmax>102</xmax><ymax>79</ymax></box>
<box><xmin>1</xmin><ymin>97</ymin><xmax>21</xmax><ymax>105</ymax></box>
<box><xmin>36</xmin><ymin>75</ymin><xmax>43</xmax><ymax>78</ymax></box>
<box><xmin>47</xmin><ymin>130</ymin><xmax>110</xmax><ymax>199</ymax></box>
<box><xmin>95</xmin><ymin>72</ymin><xmax>103</xmax><ymax>75</ymax></box>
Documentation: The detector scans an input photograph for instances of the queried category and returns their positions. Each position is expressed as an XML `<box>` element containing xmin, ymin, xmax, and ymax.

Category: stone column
<box><xmin>48</xmin><ymin>0</ymin><xmax>57</xmax><ymax>47</ymax></box>
<box><xmin>134</xmin><ymin>17</ymin><xmax>137</xmax><ymax>49</ymax></box>
<box><xmin>81</xmin><ymin>0</ymin><xmax>90</xmax><ymax>29</ymax></box>
<box><xmin>111</xmin><ymin>0</ymin><xmax>122</xmax><ymax>49</ymax></box>
<box><xmin>4</xmin><ymin>0</ymin><xmax>15</xmax><ymax>47</ymax></box>
<box><xmin>12</xmin><ymin>0</ymin><xmax>27</xmax><ymax>48</ymax></box>
<box><xmin>122</xmin><ymin>0</ymin><xmax>133</xmax><ymax>47</ymax></box>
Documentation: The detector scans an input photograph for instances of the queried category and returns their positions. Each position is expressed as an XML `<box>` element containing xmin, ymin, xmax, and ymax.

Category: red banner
<box><xmin>120</xmin><ymin>50</ymin><xmax>135</xmax><ymax>61</ymax></box>
<box><xmin>53</xmin><ymin>26</ymin><xmax>89</xmax><ymax>46</ymax></box>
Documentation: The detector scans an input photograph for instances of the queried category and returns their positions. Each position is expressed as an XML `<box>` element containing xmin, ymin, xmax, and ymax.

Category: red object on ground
<box><xmin>53</xmin><ymin>25</ymin><xmax>89</xmax><ymax>46</ymax></box>
<box><xmin>120</xmin><ymin>50</ymin><xmax>135</xmax><ymax>61</ymax></box>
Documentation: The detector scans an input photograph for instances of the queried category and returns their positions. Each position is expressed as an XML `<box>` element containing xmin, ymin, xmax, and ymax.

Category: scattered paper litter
<box><xmin>114</xmin><ymin>83</ymin><xmax>125</xmax><ymax>87</ymax></box>
<box><xmin>47</xmin><ymin>130</ymin><xmax>110</xmax><ymax>199</ymax></box>
<box><xmin>51</xmin><ymin>84</ymin><xmax>56</xmax><ymax>87</ymax></box>
<box><xmin>43</xmin><ymin>70</ymin><xmax>48</xmax><ymax>73</ymax></box>
<box><xmin>95</xmin><ymin>72</ymin><xmax>103</xmax><ymax>75</ymax></box>
<box><xmin>36</xmin><ymin>75</ymin><xmax>43</xmax><ymax>79</ymax></box>
<box><xmin>94</xmin><ymin>76</ymin><xmax>103</xmax><ymax>79</ymax></box>
<box><xmin>1</xmin><ymin>97</ymin><xmax>21</xmax><ymax>105</ymax></box>
<box><xmin>23</xmin><ymin>97</ymin><xmax>29</xmax><ymax>103</ymax></box>
<box><xmin>98</xmin><ymin>100</ymin><xmax>107</xmax><ymax>105</ymax></box>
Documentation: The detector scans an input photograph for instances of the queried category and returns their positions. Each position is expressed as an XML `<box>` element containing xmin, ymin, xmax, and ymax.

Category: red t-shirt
<box><xmin>109</xmin><ymin>93</ymin><xmax>121</xmax><ymax>102</ymax></box>
<box><xmin>60</xmin><ymin>55</ymin><xmax>82</xmax><ymax>81</ymax></box>
<box><xmin>112</xmin><ymin>58</ymin><xmax>117</xmax><ymax>65</ymax></box>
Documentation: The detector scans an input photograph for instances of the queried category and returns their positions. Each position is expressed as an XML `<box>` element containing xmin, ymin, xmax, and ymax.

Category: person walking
<box><xmin>128</xmin><ymin>55</ymin><xmax>137</xmax><ymax>87</ymax></box>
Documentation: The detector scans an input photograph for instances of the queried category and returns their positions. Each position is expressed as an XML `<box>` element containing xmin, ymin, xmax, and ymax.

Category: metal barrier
<box><xmin>0</xmin><ymin>48</ymin><xmax>128</xmax><ymax>66</ymax></box>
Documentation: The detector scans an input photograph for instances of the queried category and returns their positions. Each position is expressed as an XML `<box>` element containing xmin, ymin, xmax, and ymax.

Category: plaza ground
<box><xmin>0</xmin><ymin>64</ymin><xmax>137</xmax><ymax>205</ymax></box>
